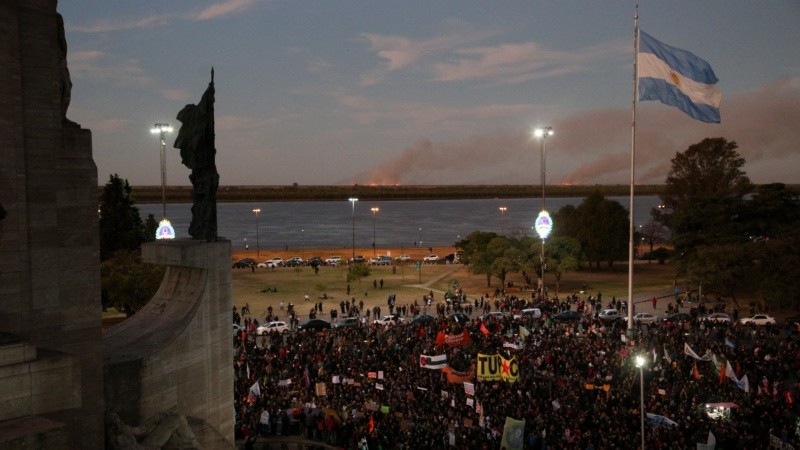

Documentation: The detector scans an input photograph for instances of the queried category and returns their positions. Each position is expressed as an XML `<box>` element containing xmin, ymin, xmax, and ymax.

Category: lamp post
<box><xmin>371</xmin><ymin>207</ymin><xmax>380</xmax><ymax>256</ymax></box>
<box><xmin>349</xmin><ymin>198</ymin><xmax>358</xmax><ymax>260</ymax></box>
<box><xmin>533</xmin><ymin>126</ymin><xmax>554</xmax><ymax>293</ymax></box>
<box><xmin>418</xmin><ymin>227</ymin><xmax>422</xmax><ymax>247</ymax></box>
<box><xmin>635</xmin><ymin>355</ymin><xmax>646</xmax><ymax>450</ymax></box>
<box><xmin>499</xmin><ymin>206</ymin><xmax>507</xmax><ymax>235</ymax></box>
<box><xmin>150</xmin><ymin>123</ymin><xmax>173</xmax><ymax>219</ymax></box>
<box><xmin>252</xmin><ymin>208</ymin><xmax>261</xmax><ymax>257</ymax></box>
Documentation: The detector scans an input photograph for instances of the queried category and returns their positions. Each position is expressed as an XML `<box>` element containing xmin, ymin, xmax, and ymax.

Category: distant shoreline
<box><xmin>124</xmin><ymin>184</ymin><xmax>668</xmax><ymax>204</ymax></box>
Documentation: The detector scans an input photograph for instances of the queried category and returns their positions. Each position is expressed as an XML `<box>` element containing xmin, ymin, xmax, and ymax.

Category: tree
<box><xmin>458</xmin><ymin>231</ymin><xmax>500</xmax><ymax>287</ymax></box>
<box><xmin>542</xmin><ymin>236</ymin><xmax>582</xmax><ymax>295</ymax></box>
<box><xmin>654</xmin><ymin>138</ymin><xmax>753</xmax><ymax>271</ymax></box>
<box><xmin>100</xmin><ymin>250</ymin><xmax>165</xmax><ymax>314</ymax></box>
<box><xmin>486</xmin><ymin>237</ymin><xmax>525</xmax><ymax>289</ymax></box>
<box><xmin>638</xmin><ymin>220</ymin><xmax>668</xmax><ymax>262</ymax></box>
<box><xmin>346</xmin><ymin>263</ymin><xmax>371</xmax><ymax>284</ymax></box>
<box><xmin>144</xmin><ymin>213</ymin><xmax>158</xmax><ymax>242</ymax></box>
<box><xmin>555</xmin><ymin>191</ymin><xmax>627</xmax><ymax>270</ymax></box>
<box><xmin>99</xmin><ymin>174</ymin><xmax>148</xmax><ymax>261</ymax></box>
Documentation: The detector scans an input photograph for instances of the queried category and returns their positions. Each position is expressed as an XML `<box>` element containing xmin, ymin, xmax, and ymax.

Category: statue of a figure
<box><xmin>173</xmin><ymin>69</ymin><xmax>219</xmax><ymax>241</ymax></box>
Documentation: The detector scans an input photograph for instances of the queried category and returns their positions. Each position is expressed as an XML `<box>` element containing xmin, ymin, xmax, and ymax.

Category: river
<box><xmin>138</xmin><ymin>196</ymin><xmax>661</xmax><ymax>251</ymax></box>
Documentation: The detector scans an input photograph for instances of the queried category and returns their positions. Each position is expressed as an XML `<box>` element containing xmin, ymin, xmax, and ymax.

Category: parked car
<box><xmin>232</xmin><ymin>258</ymin><xmax>256</xmax><ymax>268</ymax></box>
<box><xmin>284</xmin><ymin>259</ymin><xmax>303</xmax><ymax>267</ymax></box>
<box><xmin>325</xmin><ymin>256</ymin><xmax>342</xmax><ymax>266</ymax></box>
<box><xmin>256</xmin><ymin>321</ymin><xmax>289</xmax><ymax>335</ymax></box>
<box><xmin>739</xmin><ymin>314</ymin><xmax>776</xmax><ymax>326</ymax></box>
<box><xmin>513</xmin><ymin>308</ymin><xmax>542</xmax><ymax>320</ymax></box>
<box><xmin>233</xmin><ymin>323</ymin><xmax>244</xmax><ymax>333</ymax></box>
<box><xmin>423</xmin><ymin>254</ymin><xmax>439</xmax><ymax>262</ymax></box>
<box><xmin>369</xmin><ymin>257</ymin><xmax>383</xmax><ymax>265</ymax></box>
<box><xmin>378</xmin><ymin>256</ymin><xmax>392</xmax><ymax>265</ymax></box>
<box><xmin>702</xmin><ymin>313</ymin><xmax>732</xmax><ymax>323</ymax></box>
<box><xmin>307</xmin><ymin>256</ymin><xmax>323</xmax><ymax>267</ymax></box>
<box><xmin>266</xmin><ymin>257</ymin><xmax>284</xmax><ymax>267</ymax></box>
<box><xmin>449</xmin><ymin>312</ymin><xmax>471</xmax><ymax>324</ymax></box>
<box><xmin>334</xmin><ymin>317</ymin><xmax>360</xmax><ymax>328</ymax></box>
<box><xmin>298</xmin><ymin>319</ymin><xmax>331</xmax><ymax>331</ymax></box>
<box><xmin>349</xmin><ymin>255</ymin><xmax>366</xmax><ymax>263</ymax></box>
<box><xmin>598</xmin><ymin>308</ymin><xmax>621</xmax><ymax>321</ymax></box>
<box><xmin>395</xmin><ymin>254</ymin><xmax>412</xmax><ymax>262</ymax></box>
<box><xmin>257</xmin><ymin>260</ymin><xmax>279</xmax><ymax>268</ymax></box>
<box><xmin>552</xmin><ymin>310</ymin><xmax>581</xmax><ymax>321</ymax></box>
<box><xmin>632</xmin><ymin>312</ymin><xmax>658</xmax><ymax>324</ymax></box>
<box><xmin>662</xmin><ymin>312</ymin><xmax>692</xmax><ymax>324</ymax></box>
<box><xmin>481</xmin><ymin>311</ymin><xmax>505</xmax><ymax>322</ymax></box>
<box><xmin>287</xmin><ymin>256</ymin><xmax>304</xmax><ymax>264</ymax></box>
<box><xmin>373</xmin><ymin>314</ymin><xmax>404</xmax><ymax>326</ymax></box>
<box><xmin>410</xmin><ymin>314</ymin><xmax>435</xmax><ymax>325</ymax></box>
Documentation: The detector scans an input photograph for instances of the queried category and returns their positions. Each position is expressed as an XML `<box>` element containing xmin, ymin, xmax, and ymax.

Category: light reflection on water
<box><xmin>139</xmin><ymin>196</ymin><xmax>661</xmax><ymax>251</ymax></box>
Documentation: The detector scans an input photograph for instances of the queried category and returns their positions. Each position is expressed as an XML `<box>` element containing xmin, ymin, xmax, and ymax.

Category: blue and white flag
<box><xmin>639</xmin><ymin>31</ymin><xmax>721</xmax><ymax>123</ymax></box>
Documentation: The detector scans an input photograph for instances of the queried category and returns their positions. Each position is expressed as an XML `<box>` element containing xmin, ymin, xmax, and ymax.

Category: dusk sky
<box><xmin>60</xmin><ymin>1</ymin><xmax>800</xmax><ymax>187</ymax></box>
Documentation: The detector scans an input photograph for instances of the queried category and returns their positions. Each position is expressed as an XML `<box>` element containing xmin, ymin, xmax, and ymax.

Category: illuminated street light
<box><xmin>252</xmin><ymin>208</ymin><xmax>261</xmax><ymax>258</ymax></box>
<box><xmin>499</xmin><ymin>206</ymin><xmax>507</xmax><ymax>235</ymax></box>
<box><xmin>533</xmin><ymin>126</ymin><xmax>554</xmax><ymax>293</ymax></box>
<box><xmin>635</xmin><ymin>355</ymin><xmax>647</xmax><ymax>450</ymax></box>
<box><xmin>151</xmin><ymin>123</ymin><xmax>174</xmax><ymax>240</ymax></box>
<box><xmin>150</xmin><ymin>123</ymin><xmax>173</xmax><ymax>219</ymax></box>
<box><xmin>349</xmin><ymin>198</ymin><xmax>358</xmax><ymax>259</ymax></box>
<box><xmin>371</xmin><ymin>207</ymin><xmax>380</xmax><ymax>256</ymax></box>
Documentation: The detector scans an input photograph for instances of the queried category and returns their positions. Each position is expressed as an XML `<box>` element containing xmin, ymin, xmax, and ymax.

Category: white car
<box><xmin>513</xmin><ymin>308</ymin><xmax>542</xmax><ymax>320</ymax></box>
<box><xmin>395</xmin><ymin>254</ymin><xmax>412</xmax><ymax>262</ymax></box>
<box><xmin>599</xmin><ymin>309</ymin><xmax>621</xmax><ymax>321</ymax></box>
<box><xmin>632</xmin><ymin>312</ymin><xmax>657</xmax><ymax>324</ymax></box>
<box><xmin>702</xmin><ymin>313</ymin><xmax>732</xmax><ymax>323</ymax></box>
<box><xmin>257</xmin><ymin>260</ymin><xmax>279</xmax><ymax>268</ymax></box>
<box><xmin>265</xmin><ymin>257</ymin><xmax>284</xmax><ymax>267</ymax></box>
<box><xmin>256</xmin><ymin>321</ymin><xmax>289</xmax><ymax>335</ymax></box>
<box><xmin>481</xmin><ymin>311</ymin><xmax>505</xmax><ymax>321</ymax></box>
<box><xmin>739</xmin><ymin>314</ymin><xmax>776</xmax><ymax>326</ymax></box>
<box><xmin>423</xmin><ymin>254</ymin><xmax>439</xmax><ymax>262</ymax></box>
<box><xmin>373</xmin><ymin>314</ymin><xmax>404</xmax><ymax>326</ymax></box>
<box><xmin>325</xmin><ymin>256</ymin><xmax>342</xmax><ymax>266</ymax></box>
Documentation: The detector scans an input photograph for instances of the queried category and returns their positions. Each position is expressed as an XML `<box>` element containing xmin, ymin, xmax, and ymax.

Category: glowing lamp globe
<box><xmin>534</xmin><ymin>210</ymin><xmax>553</xmax><ymax>240</ymax></box>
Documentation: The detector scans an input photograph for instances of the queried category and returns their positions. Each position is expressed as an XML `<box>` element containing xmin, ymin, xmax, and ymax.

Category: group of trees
<box><xmin>653</xmin><ymin>138</ymin><xmax>800</xmax><ymax>310</ymax></box>
<box><xmin>99</xmin><ymin>174</ymin><xmax>163</xmax><ymax>315</ymax></box>
<box><xmin>457</xmin><ymin>137</ymin><xmax>800</xmax><ymax>310</ymax></box>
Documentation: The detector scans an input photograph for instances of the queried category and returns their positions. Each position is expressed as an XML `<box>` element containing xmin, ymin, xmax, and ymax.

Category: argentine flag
<box><xmin>638</xmin><ymin>31</ymin><xmax>721</xmax><ymax>123</ymax></box>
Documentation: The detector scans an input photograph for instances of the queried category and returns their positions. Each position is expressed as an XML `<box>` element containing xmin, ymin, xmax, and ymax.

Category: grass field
<box><xmin>232</xmin><ymin>245</ymin><xmax>680</xmax><ymax>320</ymax></box>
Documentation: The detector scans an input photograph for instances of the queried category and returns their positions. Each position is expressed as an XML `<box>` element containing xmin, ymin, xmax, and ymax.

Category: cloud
<box><xmin>69</xmin><ymin>51</ymin><xmax>156</xmax><ymax>89</ymax></box>
<box><xmin>67</xmin><ymin>14</ymin><xmax>170</xmax><ymax>33</ymax></box>
<box><xmin>194</xmin><ymin>0</ymin><xmax>259</xmax><ymax>21</ymax></box>
<box><xmin>351</xmin><ymin>78</ymin><xmax>800</xmax><ymax>185</ymax></box>
<box><xmin>432</xmin><ymin>40</ymin><xmax>624</xmax><ymax>84</ymax></box>
<box><xmin>358</xmin><ymin>27</ymin><xmax>495</xmax><ymax>85</ymax></box>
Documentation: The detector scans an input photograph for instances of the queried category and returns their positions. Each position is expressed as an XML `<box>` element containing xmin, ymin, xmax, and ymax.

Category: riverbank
<box><xmin>127</xmin><ymin>184</ymin><xmax>667</xmax><ymax>204</ymax></box>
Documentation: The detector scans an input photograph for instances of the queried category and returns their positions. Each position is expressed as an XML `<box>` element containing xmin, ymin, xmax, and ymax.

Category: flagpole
<box><xmin>627</xmin><ymin>6</ymin><xmax>639</xmax><ymax>337</ymax></box>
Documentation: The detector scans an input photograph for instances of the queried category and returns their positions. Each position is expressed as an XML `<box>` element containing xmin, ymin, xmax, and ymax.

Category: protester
<box><xmin>232</xmin><ymin>299</ymin><xmax>800</xmax><ymax>449</ymax></box>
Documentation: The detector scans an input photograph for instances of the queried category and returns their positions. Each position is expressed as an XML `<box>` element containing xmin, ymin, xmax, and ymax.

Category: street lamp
<box><xmin>371</xmin><ymin>207</ymin><xmax>380</xmax><ymax>256</ymax></box>
<box><xmin>533</xmin><ymin>126</ymin><xmax>554</xmax><ymax>293</ymax></box>
<box><xmin>418</xmin><ymin>227</ymin><xmax>422</xmax><ymax>247</ymax></box>
<box><xmin>349</xmin><ymin>198</ymin><xmax>358</xmax><ymax>259</ymax></box>
<box><xmin>150</xmin><ymin>123</ymin><xmax>173</xmax><ymax>219</ymax></box>
<box><xmin>252</xmin><ymin>208</ymin><xmax>261</xmax><ymax>257</ymax></box>
<box><xmin>635</xmin><ymin>355</ymin><xmax>646</xmax><ymax>450</ymax></box>
<box><xmin>499</xmin><ymin>206</ymin><xmax>507</xmax><ymax>235</ymax></box>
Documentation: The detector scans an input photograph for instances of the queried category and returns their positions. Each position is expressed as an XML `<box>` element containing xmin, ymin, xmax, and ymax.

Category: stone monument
<box><xmin>0</xmin><ymin>1</ymin><xmax>103</xmax><ymax>447</ymax></box>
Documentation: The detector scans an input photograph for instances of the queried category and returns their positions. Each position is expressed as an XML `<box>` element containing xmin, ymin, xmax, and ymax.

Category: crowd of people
<box><xmin>232</xmin><ymin>295</ymin><xmax>799</xmax><ymax>449</ymax></box>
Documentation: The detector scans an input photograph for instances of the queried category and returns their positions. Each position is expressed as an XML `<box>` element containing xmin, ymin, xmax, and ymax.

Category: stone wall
<box><xmin>0</xmin><ymin>1</ymin><xmax>103</xmax><ymax>448</ymax></box>
<box><xmin>104</xmin><ymin>240</ymin><xmax>234</xmax><ymax>444</ymax></box>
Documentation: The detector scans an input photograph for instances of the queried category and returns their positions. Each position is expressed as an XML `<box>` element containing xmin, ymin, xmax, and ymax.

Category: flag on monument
<box><xmin>419</xmin><ymin>354</ymin><xmax>448</xmax><ymax>369</ymax></box>
<box><xmin>638</xmin><ymin>31</ymin><xmax>721</xmax><ymax>123</ymax></box>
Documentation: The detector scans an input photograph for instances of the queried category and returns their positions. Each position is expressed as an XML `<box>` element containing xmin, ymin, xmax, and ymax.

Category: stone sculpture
<box><xmin>174</xmin><ymin>69</ymin><xmax>219</xmax><ymax>241</ymax></box>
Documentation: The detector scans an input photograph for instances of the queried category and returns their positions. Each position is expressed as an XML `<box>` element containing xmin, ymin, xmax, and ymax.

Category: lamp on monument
<box><xmin>151</xmin><ymin>122</ymin><xmax>175</xmax><ymax>240</ymax></box>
